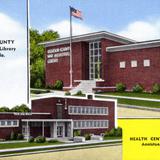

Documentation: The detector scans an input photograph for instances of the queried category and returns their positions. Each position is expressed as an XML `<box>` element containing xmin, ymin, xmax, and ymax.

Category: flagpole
<box><xmin>26</xmin><ymin>0</ymin><xmax>30</xmax><ymax>105</ymax></box>
<box><xmin>69</xmin><ymin>6</ymin><xmax>73</xmax><ymax>88</ymax></box>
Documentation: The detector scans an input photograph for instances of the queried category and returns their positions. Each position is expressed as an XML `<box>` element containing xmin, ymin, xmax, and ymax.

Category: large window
<box><xmin>0</xmin><ymin>120</ymin><xmax>19</xmax><ymax>127</ymax></box>
<box><xmin>68</xmin><ymin>105</ymin><xmax>108</xmax><ymax>115</ymax></box>
<box><xmin>73</xmin><ymin>120</ymin><xmax>108</xmax><ymax>129</ymax></box>
<box><xmin>89</xmin><ymin>41</ymin><xmax>102</xmax><ymax>80</ymax></box>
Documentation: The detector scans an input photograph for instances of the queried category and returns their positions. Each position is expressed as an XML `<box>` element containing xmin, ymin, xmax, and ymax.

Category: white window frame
<box><xmin>68</xmin><ymin>105</ymin><xmax>108</xmax><ymax>115</ymax></box>
<box><xmin>131</xmin><ymin>60</ymin><xmax>137</xmax><ymax>68</ymax></box>
<box><xmin>143</xmin><ymin>59</ymin><xmax>150</xmax><ymax>67</ymax></box>
<box><xmin>0</xmin><ymin>120</ymin><xmax>19</xmax><ymax>128</ymax></box>
<box><xmin>89</xmin><ymin>41</ymin><xmax>102</xmax><ymax>80</ymax></box>
<box><xmin>120</xmin><ymin>61</ymin><xmax>126</xmax><ymax>69</ymax></box>
<box><xmin>73</xmin><ymin>120</ymin><xmax>109</xmax><ymax>129</ymax></box>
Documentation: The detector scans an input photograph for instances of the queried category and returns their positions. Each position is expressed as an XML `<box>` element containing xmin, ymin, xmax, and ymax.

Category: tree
<box><xmin>30</xmin><ymin>29</ymin><xmax>59</xmax><ymax>88</ymax></box>
<box><xmin>11</xmin><ymin>104</ymin><xmax>31</xmax><ymax>112</ymax></box>
<box><xmin>0</xmin><ymin>106</ymin><xmax>10</xmax><ymax>112</ymax></box>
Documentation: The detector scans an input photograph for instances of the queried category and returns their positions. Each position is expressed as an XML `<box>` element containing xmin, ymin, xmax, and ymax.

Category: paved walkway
<box><xmin>118</xmin><ymin>106</ymin><xmax>160</xmax><ymax>117</ymax></box>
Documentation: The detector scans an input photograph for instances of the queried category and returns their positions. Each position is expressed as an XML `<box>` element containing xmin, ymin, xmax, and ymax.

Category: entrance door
<box><xmin>22</xmin><ymin>125</ymin><xmax>30</xmax><ymax>139</ymax></box>
<box><xmin>57</xmin><ymin>126</ymin><xmax>63</xmax><ymax>137</ymax></box>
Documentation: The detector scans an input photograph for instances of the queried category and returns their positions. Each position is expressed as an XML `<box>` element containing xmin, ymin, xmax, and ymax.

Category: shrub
<box><xmin>10</xmin><ymin>131</ymin><xmax>17</xmax><ymax>140</ymax></box>
<box><xmin>104</xmin><ymin>131</ymin><xmax>109</xmax><ymax>137</ymax></box>
<box><xmin>34</xmin><ymin>79</ymin><xmax>42</xmax><ymax>88</ymax></box>
<box><xmin>116</xmin><ymin>127</ymin><xmax>122</xmax><ymax>137</ymax></box>
<box><xmin>152</xmin><ymin>83</ymin><xmax>160</xmax><ymax>94</ymax></box>
<box><xmin>65</xmin><ymin>91</ymin><xmax>71</xmax><ymax>96</ymax></box>
<box><xmin>108</xmin><ymin>128</ymin><xmax>115</xmax><ymax>137</ymax></box>
<box><xmin>116</xmin><ymin>83</ymin><xmax>126</xmax><ymax>92</ymax></box>
<box><xmin>104</xmin><ymin>127</ymin><xmax>122</xmax><ymax>137</ymax></box>
<box><xmin>84</xmin><ymin>133</ymin><xmax>91</xmax><ymax>140</ymax></box>
<box><xmin>75</xmin><ymin>90</ymin><xmax>83</xmax><ymax>96</ymax></box>
<box><xmin>132</xmin><ymin>84</ymin><xmax>144</xmax><ymax>93</ymax></box>
<box><xmin>17</xmin><ymin>133</ymin><xmax>24</xmax><ymax>140</ymax></box>
<box><xmin>73</xmin><ymin>130</ymin><xmax>81</xmax><ymax>137</ymax></box>
<box><xmin>45</xmin><ymin>84</ymin><xmax>54</xmax><ymax>89</ymax></box>
<box><xmin>35</xmin><ymin>136</ymin><xmax>46</xmax><ymax>143</ymax></box>
<box><xmin>53</xmin><ymin>80</ymin><xmax>63</xmax><ymax>90</ymax></box>
<box><xmin>48</xmin><ymin>139</ymin><xmax>59</xmax><ymax>143</ymax></box>
<box><xmin>28</xmin><ymin>136</ymin><xmax>34</xmax><ymax>143</ymax></box>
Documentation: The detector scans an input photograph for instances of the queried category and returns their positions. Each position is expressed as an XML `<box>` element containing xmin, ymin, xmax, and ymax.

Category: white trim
<box><xmin>0</xmin><ymin>112</ymin><xmax>50</xmax><ymax>115</ymax></box>
<box><xmin>73</xmin><ymin>120</ymin><xmax>109</xmax><ymax>129</ymax></box>
<box><xmin>31</xmin><ymin>93</ymin><xmax>117</xmax><ymax>103</ymax></box>
<box><xmin>39</xmin><ymin>31</ymin><xmax>135</xmax><ymax>47</ymax></box>
<box><xmin>22</xmin><ymin>119</ymin><xmax>73</xmax><ymax>122</ymax></box>
<box><xmin>68</xmin><ymin>105</ymin><xmax>108</xmax><ymax>115</ymax></box>
<box><xmin>0</xmin><ymin>120</ymin><xmax>19</xmax><ymax>128</ymax></box>
<box><xmin>106</xmin><ymin>40</ymin><xmax>160</xmax><ymax>52</ymax></box>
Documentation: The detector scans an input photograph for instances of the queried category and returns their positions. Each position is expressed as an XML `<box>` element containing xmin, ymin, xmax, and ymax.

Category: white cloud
<box><xmin>118</xmin><ymin>19</ymin><xmax>160</xmax><ymax>41</ymax></box>
<box><xmin>48</xmin><ymin>20</ymin><xmax>95</xmax><ymax>37</ymax></box>
<box><xmin>0</xmin><ymin>13</ymin><xmax>26</xmax><ymax>50</ymax></box>
<box><xmin>0</xmin><ymin>13</ymin><xmax>27</xmax><ymax>107</ymax></box>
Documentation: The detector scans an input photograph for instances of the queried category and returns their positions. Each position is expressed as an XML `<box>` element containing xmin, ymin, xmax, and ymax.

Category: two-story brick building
<box><xmin>0</xmin><ymin>95</ymin><xmax>117</xmax><ymax>140</ymax></box>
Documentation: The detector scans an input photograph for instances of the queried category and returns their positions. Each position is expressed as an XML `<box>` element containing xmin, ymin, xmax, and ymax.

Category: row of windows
<box><xmin>0</xmin><ymin>120</ymin><xmax>19</xmax><ymax>127</ymax></box>
<box><xmin>68</xmin><ymin>105</ymin><xmax>108</xmax><ymax>115</ymax></box>
<box><xmin>73</xmin><ymin>120</ymin><xmax>109</xmax><ymax>129</ymax></box>
<box><xmin>120</xmin><ymin>59</ymin><xmax>150</xmax><ymax>69</ymax></box>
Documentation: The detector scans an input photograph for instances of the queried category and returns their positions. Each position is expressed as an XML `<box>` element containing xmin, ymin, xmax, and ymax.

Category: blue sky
<box><xmin>29</xmin><ymin>0</ymin><xmax>160</xmax><ymax>32</ymax></box>
<box><xmin>1</xmin><ymin>0</ymin><xmax>160</xmax><ymax>36</ymax></box>
<box><xmin>0</xmin><ymin>0</ymin><xmax>160</xmax><ymax>107</ymax></box>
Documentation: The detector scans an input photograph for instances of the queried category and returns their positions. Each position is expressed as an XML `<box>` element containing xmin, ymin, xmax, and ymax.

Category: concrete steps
<box><xmin>70</xmin><ymin>80</ymin><xmax>96</xmax><ymax>94</ymax></box>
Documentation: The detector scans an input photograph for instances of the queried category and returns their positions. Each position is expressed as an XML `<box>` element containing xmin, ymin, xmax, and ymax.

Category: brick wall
<box><xmin>107</xmin><ymin>47</ymin><xmax>160</xmax><ymax>91</ymax></box>
<box><xmin>32</xmin><ymin>97</ymin><xmax>116</xmax><ymax>133</ymax></box>
<box><xmin>45</xmin><ymin>42</ymin><xmax>89</xmax><ymax>87</ymax></box>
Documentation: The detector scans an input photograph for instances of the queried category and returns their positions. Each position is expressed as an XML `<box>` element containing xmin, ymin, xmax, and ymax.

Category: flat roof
<box><xmin>39</xmin><ymin>31</ymin><xmax>136</xmax><ymax>47</ymax></box>
<box><xmin>106</xmin><ymin>39</ymin><xmax>160</xmax><ymax>52</ymax></box>
<box><xmin>22</xmin><ymin>119</ymin><xmax>72</xmax><ymax>122</ymax></box>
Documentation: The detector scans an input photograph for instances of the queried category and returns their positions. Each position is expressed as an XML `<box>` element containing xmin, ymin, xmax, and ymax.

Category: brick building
<box><xmin>40</xmin><ymin>31</ymin><xmax>160</xmax><ymax>92</ymax></box>
<box><xmin>0</xmin><ymin>95</ymin><xmax>117</xmax><ymax>139</ymax></box>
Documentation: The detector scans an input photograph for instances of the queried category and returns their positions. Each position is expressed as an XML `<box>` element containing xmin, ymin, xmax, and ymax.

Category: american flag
<box><xmin>70</xmin><ymin>7</ymin><xmax>83</xmax><ymax>20</ymax></box>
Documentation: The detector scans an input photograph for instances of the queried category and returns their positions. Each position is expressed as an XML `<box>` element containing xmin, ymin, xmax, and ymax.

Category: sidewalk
<box><xmin>0</xmin><ymin>139</ymin><xmax>122</xmax><ymax>154</ymax></box>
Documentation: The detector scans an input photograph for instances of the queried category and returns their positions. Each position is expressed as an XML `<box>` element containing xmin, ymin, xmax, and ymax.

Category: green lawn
<box><xmin>99</xmin><ymin>92</ymin><xmax>160</xmax><ymax>99</ymax></box>
<box><xmin>96</xmin><ymin>95</ymin><xmax>160</xmax><ymax>108</ymax></box>
<box><xmin>118</xmin><ymin>98</ymin><xmax>160</xmax><ymax>108</ymax></box>
<box><xmin>0</xmin><ymin>141</ymin><xmax>63</xmax><ymax>150</ymax></box>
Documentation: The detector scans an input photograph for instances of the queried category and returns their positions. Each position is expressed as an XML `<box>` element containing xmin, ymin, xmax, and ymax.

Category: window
<box><xmin>131</xmin><ymin>60</ymin><xmax>137</xmax><ymax>68</ymax></box>
<box><xmin>120</xmin><ymin>61</ymin><xmax>126</xmax><ymax>68</ymax></box>
<box><xmin>0</xmin><ymin>120</ymin><xmax>19</xmax><ymax>127</ymax></box>
<box><xmin>68</xmin><ymin>105</ymin><xmax>108</xmax><ymax>115</ymax></box>
<box><xmin>73</xmin><ymin>120</ymin><xmax>109</xmax><ymax>129</ymax></box>
<box><xmin>144</xmin><ymin>59</ymin><xmax>150</xmax><ymax>67</ymax></box>
<box><xmin>89</xmin><ymin>41</ymin><xmax>102</xmax><ymax>80</ymax></box>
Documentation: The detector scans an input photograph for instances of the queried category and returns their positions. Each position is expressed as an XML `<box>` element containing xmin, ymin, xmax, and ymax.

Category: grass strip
<box><xmin>96</xmin><ymin>95</ymin><xmax>160</xmax><ymax>108</ymax></box>
<box><xmin>98</xmin><ymin>92</ymin><xmax>160</xmax><ymax>99</ymax></box>
<box><xmin>0</xmin><ymin>141</ymin><xmax>63</xmax><ymax>149</ymax></box>
<box><xmin>0</xmin><ymin>140</ymin><xmax>121</xmax><ymax>156</ymax></box>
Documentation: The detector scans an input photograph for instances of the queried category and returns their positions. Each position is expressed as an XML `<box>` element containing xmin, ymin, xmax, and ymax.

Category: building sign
<box><xmin>14</xmin><ymin>113</ymin><xmax>32</xmax><ymax>116</ymax></box>
<box><xmin>47</xmin><ymin>46</ymin><xmax>70</xmax><ymax>64</ymax></box>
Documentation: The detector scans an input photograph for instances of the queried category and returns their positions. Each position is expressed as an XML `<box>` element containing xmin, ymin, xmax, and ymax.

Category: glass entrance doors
<box><xmin>89</xmin><ymin>41</ymin><xmax>102</xmax><ymax>80</ymax></box>
<box><xmin>57</xmin><ymin>126</ymin><xmax>63</xmax><ymax>137</ymax></box>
